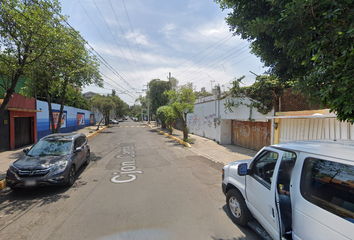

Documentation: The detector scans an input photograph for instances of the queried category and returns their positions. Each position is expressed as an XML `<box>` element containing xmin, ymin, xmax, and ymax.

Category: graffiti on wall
<box><xmin>90</xmin><ymin>114</ymin><xmax>95</xmax><ymax>124</ymax></box>
<box><xmin>77</xmin><ymin>113</ymin><xmax>85</xmax><ymax>126</ymax></box>
<box><xmin>233</xmin><ymin>121</ymin><xmax>250</xmax><ymax>137</ymax></box>
<box><xmin>187</xmin><ymin>114</ymin><xmax>202</xmax><ymax>131</ymax></box>
<box><xmin>205</xmin><ymin>113</ymin><xmax>216</xmax><ymax>128</ymax></box>
<box><xmin>50</xmin><ymin>111</ymin><xmax>66</xmax><ymax>129</ymax></box>
<box><xmin>252</xmin><ymin>125</ymin><xmax>270</xmax><ymax>140</ymax></box>
<box><xmin>232</xmin><ymin>120</ymin><xmax>271</xmax><ymax>151</ymax></box>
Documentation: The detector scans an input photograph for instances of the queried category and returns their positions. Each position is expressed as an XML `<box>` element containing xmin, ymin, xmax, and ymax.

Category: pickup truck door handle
<box><xmin>271</xmin><ymin>208</ymin><xmax>275</xmax><ymax>218</ymax></box>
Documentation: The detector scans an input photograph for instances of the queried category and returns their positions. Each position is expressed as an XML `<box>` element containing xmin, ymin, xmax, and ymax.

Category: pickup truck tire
<box><xmin>226</xmin><ymin>189</ymin><xmax>249</xmax><ymax>227</ymax></box>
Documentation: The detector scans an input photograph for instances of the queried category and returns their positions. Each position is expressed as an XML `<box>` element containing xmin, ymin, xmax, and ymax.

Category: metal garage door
<box><xmin>14</xmin><ymin>117</ymin><xmax>32</xmax><ymax>149</ymax></box>
<box><xmin>231</xmin><ymin>120</ymin><xmax>271</xmax><ymax>151</ymax></box>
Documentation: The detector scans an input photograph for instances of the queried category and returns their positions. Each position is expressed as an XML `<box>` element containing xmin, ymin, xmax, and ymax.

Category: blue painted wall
<box><xmin>37</xmin><ymin>100</ymin><xmax>98</xmax><ymax>140</ymax></box>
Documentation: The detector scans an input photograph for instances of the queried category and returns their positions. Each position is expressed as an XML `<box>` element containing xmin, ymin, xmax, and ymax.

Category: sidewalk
<box><xmin>0</xmin><ymin>124</ymin><xmax>108</xmax><ymax>184</ymax></box>
<box><xmin>147</xmin><ymin>122</ymin><xmax>257</xmax><ymax>166</ymax></box>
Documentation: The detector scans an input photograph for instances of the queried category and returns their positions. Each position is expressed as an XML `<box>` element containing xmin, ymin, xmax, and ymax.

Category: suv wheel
<box><xmin>66</xmin><ymin>165</ymin><xmax>76</xmax><ymax>187</ymax></box>
<box><xmin>84</xmin><ymin>151</ymin><xmax>91</xmax><ymax>165</ymax></box>
<box><xmin>226</xmin><ymin>189</ymin><xmax>250</xmax><ymax>226</ymax></box>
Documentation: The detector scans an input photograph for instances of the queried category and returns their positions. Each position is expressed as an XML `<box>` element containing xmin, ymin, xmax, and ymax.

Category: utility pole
<box><xmin>147</xmin><ymin>82</ymin><xmax>150</xmax><ymax>124</ymax></box>
<box><xmin>169</xmin><ymin>72</ymin><xmax>171</xmax><ymax>90</ymax></box>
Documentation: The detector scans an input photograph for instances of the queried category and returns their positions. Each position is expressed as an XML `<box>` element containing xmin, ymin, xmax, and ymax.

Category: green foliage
<box><xmin>195</xmin><ymin>91</ymin><xmax>213</xmax><ymax>99</ymax></box>
<box><xmin>129</xmin><ymin>104</ymin><xmax>142</xmax><ymax>121</ymax></box>
<box><xmin>112</xmin><ymin>95</ymin><xmax>129</xmax><ymax>117</ymax></box>
<box><xmin>164</xmin><ymin>106</ymin><xmax>176</xmax><ymax>135</ymax></box>
<box><xmin>147</xmin><ymin>79</ymin><xmax>170</xmax><ymax>115</ymax></box>
<box><xmin>156</xmin><ymin>106</ymin><xmax>168</xmax><ymax>128</ymax></box>
<box><xmin>215</xmin><ymin>0</ymin><xmax>354</xmax><ymax>122</ymax></box>
<box><xmin>223</xmin><ymin>75</ymin><xmax>291</xmax><ymax>118</ymax></box>
<box><xmin>164</xmin><ymin>83</ymin><xmax>196</xmax><ymax>139</ymax></box>
<box><xmin>91</xmin><ymin>94</ymin><xmax>115</xmax><ymax>126</ymax></box>
<box><xmin>0</xmin><ymin>0</ymin><xmax>62</xmax><ymax>117</ymax></box>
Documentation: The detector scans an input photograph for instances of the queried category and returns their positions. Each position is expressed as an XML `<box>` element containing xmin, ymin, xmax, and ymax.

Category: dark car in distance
<box><xmin>6</xmin><ymin>133</ymin><xmax>90</xmax><ymax>190</ymax></box>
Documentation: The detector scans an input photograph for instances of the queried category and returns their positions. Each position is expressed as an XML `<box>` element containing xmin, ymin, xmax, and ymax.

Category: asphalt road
<box><xmin>0</xmin><ymin>120</ymin><xmax>261</xmax><ymax>240</ymax></box>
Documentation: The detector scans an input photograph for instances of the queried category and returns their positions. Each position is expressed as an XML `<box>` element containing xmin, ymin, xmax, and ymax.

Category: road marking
<box><xmin>131</xmin><ymin>126</ymin><xmax>135</xmax><ymax>127</ymax></box>
<box><xmin>125</xmin><ymin>126</ymin><xmax>129</xmax><ymax>127</ymax></box>
<box><xmin>111</xmin><ymin>146</ymin><xmax>142</xmax><ymax>184</ymax></box>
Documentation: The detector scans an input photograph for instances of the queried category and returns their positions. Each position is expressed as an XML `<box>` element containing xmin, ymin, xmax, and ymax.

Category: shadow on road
<box><xmin>0</xmin><ymin>165</ymin><xmax>88</xmax><ymax>216</ymax></box>
<box><xmin>218</xmin><ymin>204</ymin><xmax>262</xmax><ymax>240</ymax></box>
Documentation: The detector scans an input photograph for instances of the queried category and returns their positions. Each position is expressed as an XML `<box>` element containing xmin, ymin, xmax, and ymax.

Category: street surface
<box><xmin>0</xmin><ymin>120</ymin><xmax>260</xmax><ymax>240</ymax></box>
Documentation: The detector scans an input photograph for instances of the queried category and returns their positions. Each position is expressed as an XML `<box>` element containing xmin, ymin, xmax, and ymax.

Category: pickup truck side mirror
<box><xmin>238</xmin><ymin>163</ymin><xmax>249</xmax><ymax>176</ymax></box>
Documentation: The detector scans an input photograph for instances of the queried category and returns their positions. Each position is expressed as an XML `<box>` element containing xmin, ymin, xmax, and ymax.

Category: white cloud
<box><xmin>125</xmin><ymin>30</ymin><xmax>150</xmax><ymax>46</ymax></box>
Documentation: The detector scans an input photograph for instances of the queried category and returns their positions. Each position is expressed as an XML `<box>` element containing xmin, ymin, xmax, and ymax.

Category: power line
<box><xmin>78</xmin><ymin>0</ymin><xmax>137</xmax><ymax>91</ymax></box>
<box><xmin>175</xmin><ymin>35</ymin><xmax>233</xmax><ymax>79</ymax></box>
<box><xmin>92</xmin><ymin>0</ymin><xmax>142</xmax><ymax>89</ymax></box>
<box><xmin>109</xmin><ymin>0</ymin><xmax>145</xmax><ymax>86</ymax></box>
<box><xmin>181</xmin><ymin>42</ymin><xmax>249</xmax><ymax>83</ymax></box>
<box><xmin>121</xmin><ymin>0</ymin><xmax>150</xmax><ymax>81</ymax></box>
<box><xmin>157</xmin><ymin>34</ymin><xmax>232</xmax><ymax>80</ymax></box>
<box><xmin>38</xmin><ymin>0</ymin><xmax>138</xmax><ymax>97</ymax></box>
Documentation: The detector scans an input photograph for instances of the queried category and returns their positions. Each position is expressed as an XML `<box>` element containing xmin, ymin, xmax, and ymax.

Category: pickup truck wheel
<box><xmin>227</xmin><ymin>189</ymin><xmax>249</xmax><ymax>227</ymax></box>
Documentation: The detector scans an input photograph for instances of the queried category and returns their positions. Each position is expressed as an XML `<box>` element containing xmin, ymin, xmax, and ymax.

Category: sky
<box><xmin>59</xmin><ymin>0</ymin><xmax>267</xmax><ymax>105</ymax></box>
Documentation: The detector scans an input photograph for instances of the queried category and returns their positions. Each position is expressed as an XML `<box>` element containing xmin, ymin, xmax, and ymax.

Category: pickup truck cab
<box><xmin>222</xmin><ymin>140</ymin><xmax>354</xmax><ymax>240</ymax></box>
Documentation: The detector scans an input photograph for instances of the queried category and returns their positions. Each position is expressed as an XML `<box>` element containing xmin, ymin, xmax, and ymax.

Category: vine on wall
<box><xmin>221</xmin><ymin>75</ymin><xmax>292</xmax><ymax>120</ymax></box>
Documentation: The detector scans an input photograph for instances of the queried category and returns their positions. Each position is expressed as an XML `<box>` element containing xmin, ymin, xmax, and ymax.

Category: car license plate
<box><xmin>24</xmin><ymin>180</ymin><xmax>36</xmax><ymax>187</ymax></box>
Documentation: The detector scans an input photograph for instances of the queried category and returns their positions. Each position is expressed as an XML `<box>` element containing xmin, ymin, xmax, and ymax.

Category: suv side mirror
<box><xmin>238</xmin><ymin>163</ymin><xmax>249</xmax><ymax>176</ymax></box>
<box><xmin>74</xmin><ymin>147</ymin><xmax>82</xmax><ymax>153</ymax></box>
<box><xmin>23</xmin><ymin>149</ymin><xmax>29</xmax><ymax>154</ymax></box>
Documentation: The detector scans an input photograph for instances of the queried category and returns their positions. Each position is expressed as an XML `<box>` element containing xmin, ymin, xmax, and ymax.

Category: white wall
<box><xmin>279</xmin><ymin>118</ymin><xmax>354</xmax><ymax>142</ymax></box>
<box><xmin>187</xmin><ymin>97</ymin><xmax>273</xmax><ymax>144</ymax></box>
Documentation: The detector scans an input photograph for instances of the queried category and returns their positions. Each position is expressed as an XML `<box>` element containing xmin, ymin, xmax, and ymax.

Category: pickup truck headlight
<box><xmin>222</xmin><ymin>168</ymin><xmax>225</xmax><ymax>181</ymax></box>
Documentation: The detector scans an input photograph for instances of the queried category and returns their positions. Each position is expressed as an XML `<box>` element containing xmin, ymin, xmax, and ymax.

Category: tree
<box><xmin>147</xmin><ymin>79</ymin><xmax>170</xmax><ymax>115</ymax></box>
<box><xmin>0</xmin><ymin>0</ymin><xmax>61</xmax><ymax>118</ymax></box>
<box><xmin>223</xmin><ymin>75</ymin><xmax>292</xmax><ymax>116</ymax></box>
<box><xmin>164</xmin><ymin>83</ymin><xmax>196</xmax><ymax>140</ymax></box>
<box><xmin>164</xmin><ymin>106</ymin><xmax>176</xmax><ymax>135</ymax></box>
<box><xmin>112</xmin><ymin>95</ymin><xmax>129</xmax><ymax>118</ymax></box>
<box><xmin>24</xmin><ymin>23</ymin><xmax>102</xmax><ymax>133</ymax></box>
<box><xmin>91</xmin><ymin>94</ymin><xmax>115</xmax><ymax>128</ymax></box>
<box><xmin>215</xmin><ymin>0</ymin><xmax>354</xmax><ymax>122</ymax></box>
<box><xmin>129</xmin><ymin>104</ymin><xmax>142</xmax><ymax>121</ymax></box>
<box><xmin>156</xmin><ymin>106</ymin><xmax>168</xmax><ymax>128</ymax></box>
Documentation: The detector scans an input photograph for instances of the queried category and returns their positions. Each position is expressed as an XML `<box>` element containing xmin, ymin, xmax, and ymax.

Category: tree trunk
<box><xmin>53</xmin><ymin>77</ymin><xmax>69</xmax><ymax>133</ymax></box>
<box><xmin>0</xmin><ymin>72</ymin><xmax>22</xmax><ymax>118</ymax></box>
<box><xmin>181</xmin><ymin>113</ymin><xmax>188</xmax><ymax>140</ymax></box>
<box><xmin>96</xmin><ymin>118</ymin><xmax>104</xmax><ymax>130</ymax></box>
<box><xmin>45</xmin><ymin>81</ymin><xmax>56</xmax><ymax>134</ymax></box>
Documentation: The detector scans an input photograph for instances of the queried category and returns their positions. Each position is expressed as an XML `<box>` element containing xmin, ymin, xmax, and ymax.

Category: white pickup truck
<box><xmin>222</xmin><ymin>140</ymin><xmax>354</xmax><ymax>240</ymax></box>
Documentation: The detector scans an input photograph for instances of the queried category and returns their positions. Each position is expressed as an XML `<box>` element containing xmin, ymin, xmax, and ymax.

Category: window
<box><xmin>74</xmin><ymin>138</ymin><xmax>81</xmax><ymax>149</ymax></box>
<box><xmin>277</xmin><ymin>152</ymin><xmax>297</xmax><ymax>191</ymax></box>
<box><xmin>300</xmin><ymin>158</ymin><xmax>354</xmax><ymax>223</ymax></box>
<box><xmin>28</xmin><ymin>140</ymin><xmax>72</xmax><ymax>156</ymax></box>
<box><xmin>251</xmin><ymin>151</ymin><xmax>279</xmax><ymax>188</ymax></box>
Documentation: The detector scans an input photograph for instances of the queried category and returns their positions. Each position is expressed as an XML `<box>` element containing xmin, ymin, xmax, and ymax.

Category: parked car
<box><xmin>222</xmin><ymin>140</ymin><xmax>354</xmax><ymax>240</ymax></box>
<box><xmin>6</xmin><ymin>133</ymin><xmax>90</xmax><ymax>190</ymax></box>
<box><xmin>118</xmin><ymin>118</ymin><xmax>124</xmax><ymax>122</ymax></box>
<box><xmin>110</xmin><ymin>119</ymin><xmax>118</xmax><ymax>124</ymax></box>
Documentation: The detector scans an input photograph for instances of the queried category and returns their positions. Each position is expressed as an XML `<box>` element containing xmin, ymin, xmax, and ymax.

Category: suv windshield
<box><xmin>27</xmin><ymin>140</ymin><xmax>72</xmax><ymax>156</ymax></box>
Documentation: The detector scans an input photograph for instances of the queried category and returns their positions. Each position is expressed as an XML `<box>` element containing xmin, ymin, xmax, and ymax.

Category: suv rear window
<box><xmin>300</xmin><ymin>158</ymin><xmax>354</xmax><ymax>223</ymax></box>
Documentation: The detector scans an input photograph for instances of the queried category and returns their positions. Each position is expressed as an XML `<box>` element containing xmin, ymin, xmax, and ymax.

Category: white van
<box><xmin>222</xmin><ymin>140</ymin><xmax>354</xmax><ymax>240</ymax></box>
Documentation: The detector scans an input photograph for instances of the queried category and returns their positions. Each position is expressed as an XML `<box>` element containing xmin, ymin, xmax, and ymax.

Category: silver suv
<box><xmin>222</xmin><ymin>140</ymin><xmax>354</xmax><ymax>240</ymax></box>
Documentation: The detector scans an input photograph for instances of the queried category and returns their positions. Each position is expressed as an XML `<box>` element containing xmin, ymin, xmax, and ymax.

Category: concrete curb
<box><xmin>0</xmin><ymin>125</ymin><xmax>110</xmax><ymax>191</ymax></box>
<box><xmin>0</xmin><ymin>179</ymin><xmax>5</xmax><ymax>191</ymax></box>
<box><xmin>87</xmin><ymin>125</ymin><xmax>109</xmax><ymax>139</ymax></box>
<box><xmin>147</xmin><ymin>124</ymin><xmax>191</xmax><ymax>148</ymax></box>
